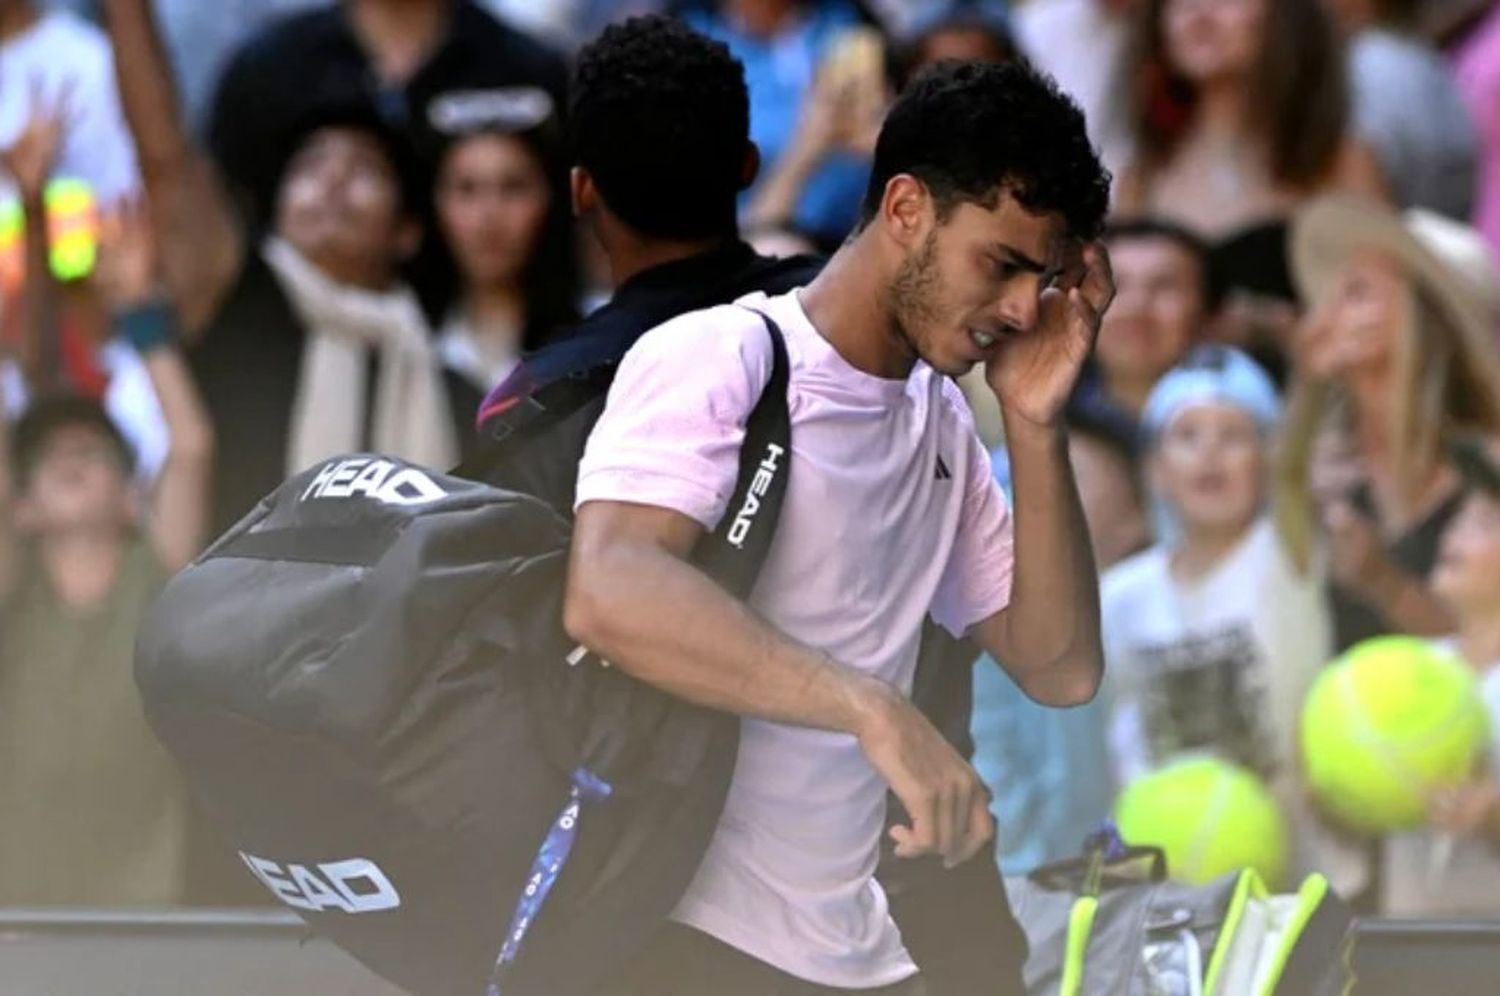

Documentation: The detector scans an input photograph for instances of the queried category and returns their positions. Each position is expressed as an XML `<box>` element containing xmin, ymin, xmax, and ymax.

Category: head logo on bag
<box><xmin>240</xmin><ymin>851</ymin><xmax>402</xmax><ymax>914</ymax></box>
<box><xmin>300</xmin><ymin>457</ymin><xmax>447</xmax><ymax>506</ymax></box>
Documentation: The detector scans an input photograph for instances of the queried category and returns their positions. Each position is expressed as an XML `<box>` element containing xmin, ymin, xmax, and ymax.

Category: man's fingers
<box><xmin>953</xmin><ymin>796</ymin><xmax>996</xmax><ymax>867</ymax></box>
<box><xmin>1080</xmin><ymin>241</ymin><xmax>1115</xmax><ymax>314</ymax></box>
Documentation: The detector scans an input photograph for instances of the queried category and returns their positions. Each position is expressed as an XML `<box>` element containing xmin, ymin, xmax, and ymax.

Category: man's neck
<box><xmin>346</xmin><ymin>0</ymin><xmax>452</xmax><ymax>85</ymax></box>
<box><xmin>800</xmin><ymin>236</ymin><xmax>915</xmax><ymax>380</ymax></box>
<box><xmin>0</xmin><ymin>2</ymin><xmax>39</xmax><ymax>43</ymax></box>
<box><xmin>39</xmin><ymin>530</ymin><xmax>127</xmax><ymax>611</ymax></box>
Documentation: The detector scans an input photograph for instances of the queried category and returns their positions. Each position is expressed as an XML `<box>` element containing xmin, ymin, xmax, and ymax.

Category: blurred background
<box><xmin>2</xmin><ymin>0</ymin><xmax>1500</xmax><ymax>990</ymax></box>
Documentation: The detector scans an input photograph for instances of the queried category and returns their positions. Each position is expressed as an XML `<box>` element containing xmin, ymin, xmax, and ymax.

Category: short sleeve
<box><xmin>575</xmin><ymin>307</ymin><xmax>773</xmax><ymax>530</ymax></box>
<box><xmin>930</xmin><ymin>431</ymin><xmax>1014</xmax><ymax>636</ymax></box>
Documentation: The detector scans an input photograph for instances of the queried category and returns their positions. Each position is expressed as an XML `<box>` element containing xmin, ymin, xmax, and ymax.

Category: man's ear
<box><xmin>879</xmin><ymin>174</ymin><xmax>933</xmax><ymax>251</ymax></box>
<box><xmin>739</xmin><ymin>142</ymin><xmax>761</xmax><ymax>192</ymax></box>
<box><xmin>572</xmin><ymin>166</ymin><xmax>596</xmax><ymax>219</ymax></box>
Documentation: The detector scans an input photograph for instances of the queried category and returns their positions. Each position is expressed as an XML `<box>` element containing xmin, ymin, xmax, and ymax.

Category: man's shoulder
<box><xmin>632</xmin><ymin>300</ymin><xmax>777</xmax><ymax>364</ymax></box>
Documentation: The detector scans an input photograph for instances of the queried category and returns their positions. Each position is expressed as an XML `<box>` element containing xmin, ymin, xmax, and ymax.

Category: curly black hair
<box><xmin>571</xmin><ymin>16</ymin><xmax>749</xmax><ymax>241</ymax></box>
<box><xmin>862</xmin><ymin>60</ymin><xmax>1110</xmax><ymax>241</ymax></box>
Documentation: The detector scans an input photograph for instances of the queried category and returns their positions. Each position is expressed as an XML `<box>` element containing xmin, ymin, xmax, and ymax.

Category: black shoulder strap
<box><xmin>692</xmin><ymin>310</ymin><xmax>791</xmax><ymax>597</ymax></box>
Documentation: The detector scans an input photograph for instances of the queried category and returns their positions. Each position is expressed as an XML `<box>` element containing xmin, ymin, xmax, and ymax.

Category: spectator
<box><xmin>429</xmin><ymin>106</ymin><xmax>579</xmax><ymax>450</ymax></box>
<box><xmin>206</xmin><ymin>0</ymin><xmax>567</xmax><ymax>233</ymax></box>
<box><xmin>680</xmin><ymin>0</ymin><xmax>870</xmax><ymax>247</ymax></box>
<box><xmin>1115</xmin><ymin>0</ymin><xmax>1387</xmax><ymax>382</ymax></box>
<box><xmin>1280</xmin><ymin>196</ymin><xmax>1500</xmax><ymax>651</ymax></box>
<box><xmin>1103</xmin><ymin>345</ymin><xmax>1368</xmax><ymax>896</ymax></box>
<box><xmin>105</xmin><ymin>0</ymin><xmax>458</xmax><ymax>536</ymax></box>
<box><xmin>0</xmin><ymin>102</ymin><xmax>211</xmax><ymax>906</ymax></box>
<box><xmin>745</xmin><ymin>3</ymin><xmax>1021</xmax><ymax>253</ymax></box>
<box><xmin>1453</xmin><ymin>0</ymin><xmax>1500</xmax><ymax>258</ymax></box>
<box><xmin>1326</xmin><ymin>0</ymin><xmax>1479</xmax><ymax>219</ymax></box>
<box><xmin>1074</xmin><ymin>218</ymin><xmax>1210</xmax><ymax>429</ymax></box>
<box><xmin>0</xmin><ymin>0</ymin><xmax>139</xmax><ymax>204</ymax></box>
<box><xmin>1383</xmin><ymin>435</ymin><xmax>1500</xmax><ymax>915</ymax></box>
<box><xmin>1015</xmin><ymin>0</ymin><xmax>1136</xmax><ymax>178</ymax></box>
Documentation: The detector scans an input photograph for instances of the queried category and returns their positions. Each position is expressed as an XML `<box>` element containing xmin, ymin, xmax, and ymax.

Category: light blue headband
<box><xmin>1141</xmin><ymin>345</ymin><xmax>1282</xmax><ymax>442</ymax></box>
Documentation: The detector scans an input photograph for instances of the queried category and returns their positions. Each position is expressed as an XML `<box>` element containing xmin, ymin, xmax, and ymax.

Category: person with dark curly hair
<box><xmin>566</xmin><ymin>56</ymin><xmax>1114</xmax><ymax>994</ymax></box>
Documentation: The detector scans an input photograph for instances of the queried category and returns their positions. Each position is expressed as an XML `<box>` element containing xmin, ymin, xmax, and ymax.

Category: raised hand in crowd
<box><xmin>745</xmin><ymin>27</ymin><xmax>886</xmax><ymax>233</ymax></box>
<box><xmin>94</xmin><ymin>196</ymin><xmax>214</xmax><ymax>574</ymax></box>
<box><xmin>0</xmin><ymin>80</ymin><xmax>71</xmax><ymax>389</ymax></box>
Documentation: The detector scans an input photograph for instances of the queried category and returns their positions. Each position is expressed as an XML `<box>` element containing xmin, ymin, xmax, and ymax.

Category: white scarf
<box><xmin>264</xmin><ymin>237</ymin><xmax>459</xmax><ymax>475</ymax></box>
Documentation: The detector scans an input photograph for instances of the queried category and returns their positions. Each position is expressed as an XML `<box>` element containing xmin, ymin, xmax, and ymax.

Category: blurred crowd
<box><xmin>0</xmin><ymin>0</ymin><xmax>1499</xmax><ymax>926</ymax></box>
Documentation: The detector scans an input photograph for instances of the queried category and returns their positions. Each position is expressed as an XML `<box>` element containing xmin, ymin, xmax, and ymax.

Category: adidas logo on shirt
<box><xmin>935</xmin><ymin>456</ymin><xmax>952</xmax><ymax>481</ymax></box>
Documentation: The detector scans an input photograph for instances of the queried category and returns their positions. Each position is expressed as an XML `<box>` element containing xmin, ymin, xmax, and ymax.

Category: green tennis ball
<box><xmin>1301</xmin><ymin>636</ymin><xmax>1488</xmax><ymax>834</ymax></box>
<box><xmin>1115</xmin><ymin>755</ymin><xmax>1289</xmax><ymax>888</ymax></box>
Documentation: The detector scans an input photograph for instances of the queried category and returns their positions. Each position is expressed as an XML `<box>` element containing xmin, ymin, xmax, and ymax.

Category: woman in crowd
<box><xmin>1389</xmin><ymin>435</ymin><xmax>1500</xmax><ymax>915</ymax></box>
<box><xmin>429</xmin><ymin>103</ymin><xmax>579</xmax><ymax>449</ymax></box>
<box><xmin>1115</xmin><ymin>0</ymin><xmax>1386</xmax><ymax>380</ymax></box>
<box><xmin>1279</xmin><ymin>196</ymin><xmax>1500</xmax><ymax>651</ymax></box>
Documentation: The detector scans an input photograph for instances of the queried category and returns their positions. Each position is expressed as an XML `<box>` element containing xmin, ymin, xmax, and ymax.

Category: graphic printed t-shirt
<box><xmin>1101</xmin><ymin>518</ymin><xmax>1371</xmax><ymax>895</ymax></box>
<box><xmin>575</xmin><ymin>289</ymin><xmax>1015</xmax><ymax>988</ymax></box>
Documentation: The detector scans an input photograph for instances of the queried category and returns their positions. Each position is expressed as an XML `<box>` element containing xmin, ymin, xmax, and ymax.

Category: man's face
<box><xmin>887</xmin><ymin>190</ymin><xmax>1069</xmax><ymax>378</ymax></box>
<box><xmin>1149</xmin><ymin>402</ymin><xmax>1265</xmax><ymax>535</ymax></box>
<box><xmin>16</xmin><ymin>423</ymin><xmax>133</xmax><ymax>535</ymax></box>
<box><xmin>274</xmin><ymin>127</ymin><xmax>412</xmax><ymax>285</ymax></box>
<box><xmin>1097</xmin><ymin>235</ymin><xmax>1203</xmax><ymax>388</ymax></box>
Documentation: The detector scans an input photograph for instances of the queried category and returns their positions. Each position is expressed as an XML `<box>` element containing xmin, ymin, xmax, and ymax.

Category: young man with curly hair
<box><xmin>564</xmin><ymin>48</ymin><xmax>1115</xmax><ymax>994</ymax></box>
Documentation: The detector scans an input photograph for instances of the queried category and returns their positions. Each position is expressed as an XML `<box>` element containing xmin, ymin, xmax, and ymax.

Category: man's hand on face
<box><xmin>985</xmin><ymin>240</ymin><xmax>1115</xmax><ymax>433</ymax></box>
<box><xmin>855</xmin><ymin>685</ymin><xmax>995</xmax><ymax>869</ymax></box>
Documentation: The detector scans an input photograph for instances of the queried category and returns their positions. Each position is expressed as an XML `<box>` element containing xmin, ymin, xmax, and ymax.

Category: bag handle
<box><xmin>692</xmin><ymin>309</ymin><xmax>791</xmax><ymax>598</ymax></box>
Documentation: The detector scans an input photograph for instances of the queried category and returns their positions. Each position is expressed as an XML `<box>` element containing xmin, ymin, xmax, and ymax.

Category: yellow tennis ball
<box><xmin>1116</xmin><ymin>755</ymin><xmax>1289</xmax><ymax>888</ymax></box>
<box><xmin>44</xmin><ymin>177</ymin><xmax>98</xmax><ymax>282</ymax></box>
<box><xmin>1301</xmin><ymin>636</ymin><xmax>1488</xmax><ymax>833</ymax></box>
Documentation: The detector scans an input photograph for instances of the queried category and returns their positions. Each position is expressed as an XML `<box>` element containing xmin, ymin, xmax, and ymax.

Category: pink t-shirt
<box><xmin>576</xmin><ymin>289</ymin><xmax>1014</xmax><ymax>987</ymax></box>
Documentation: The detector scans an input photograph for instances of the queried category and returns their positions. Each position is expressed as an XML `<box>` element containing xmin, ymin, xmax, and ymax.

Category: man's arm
<box><xmin>971</xmin><ymin>419</ymin><xmax>1104</xmax><ymax>707</ymax></box>
<box><xmin>102</xmin><ymin>0</ymin><xmax>242</xmax><ymax>336</ymax></box>
<box><xmin>969</xmin><ymin>243</ymin><xmax>1115</xmax><ymax>707</ymax></box>
<box><xmin>565</xmin><ymin>499</ymin><xmax>994</xmax><ymax>867</ymax></box>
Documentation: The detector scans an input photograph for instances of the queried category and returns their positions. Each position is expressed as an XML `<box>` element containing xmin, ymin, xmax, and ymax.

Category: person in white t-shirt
<box><xmin>1383</xmin><ymin>435</ymin><xmax>1500</xmax><ymax>915</ymax></box>
<box><xmin>567</xmin><ymin>59</ymin><xmax>1114</xmax><ymax>994</ymax></box>
<box><xmin>1102</xmin><ymin>345</ymin><xmax>1369</xmax><ymax>896</ymax></box>
<box><xmin>0</xmin><ymin>2</ymin><xmax>138</xmax><ymax>203</ymax></box>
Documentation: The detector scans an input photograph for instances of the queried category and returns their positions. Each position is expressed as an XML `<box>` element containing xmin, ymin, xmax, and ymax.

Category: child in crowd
<box><xmin>1383</xmin><ymin>435</ymin><xmax>1500</xmax><ymax>915</ymax></box>
<box><xmin>0</xmin><ymin>196</ymin><xmax>212</xmax><ymax>905</ymax></box>
<box><xmin>1102</xmin><ymin>344</ymin><xmax>1367</xmax><ymax>896</ymax></box>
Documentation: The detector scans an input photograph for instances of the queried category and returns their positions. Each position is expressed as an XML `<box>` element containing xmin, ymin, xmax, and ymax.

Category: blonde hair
<box><xmin>1276</xmin><ymin>279</ymin><xmax>1500</xmax><ymax>570</ymax></box>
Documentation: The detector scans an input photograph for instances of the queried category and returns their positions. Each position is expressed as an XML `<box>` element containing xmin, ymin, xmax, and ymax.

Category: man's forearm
<box><xmin>991</xmin><ymin>415</ymin><xmax>1104</xmax><ymax>704</ymax></box>
<box><xmin>565</xmin><ymin>530</ymin><xmax>895</xmax><ymax>736</ymax></box>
